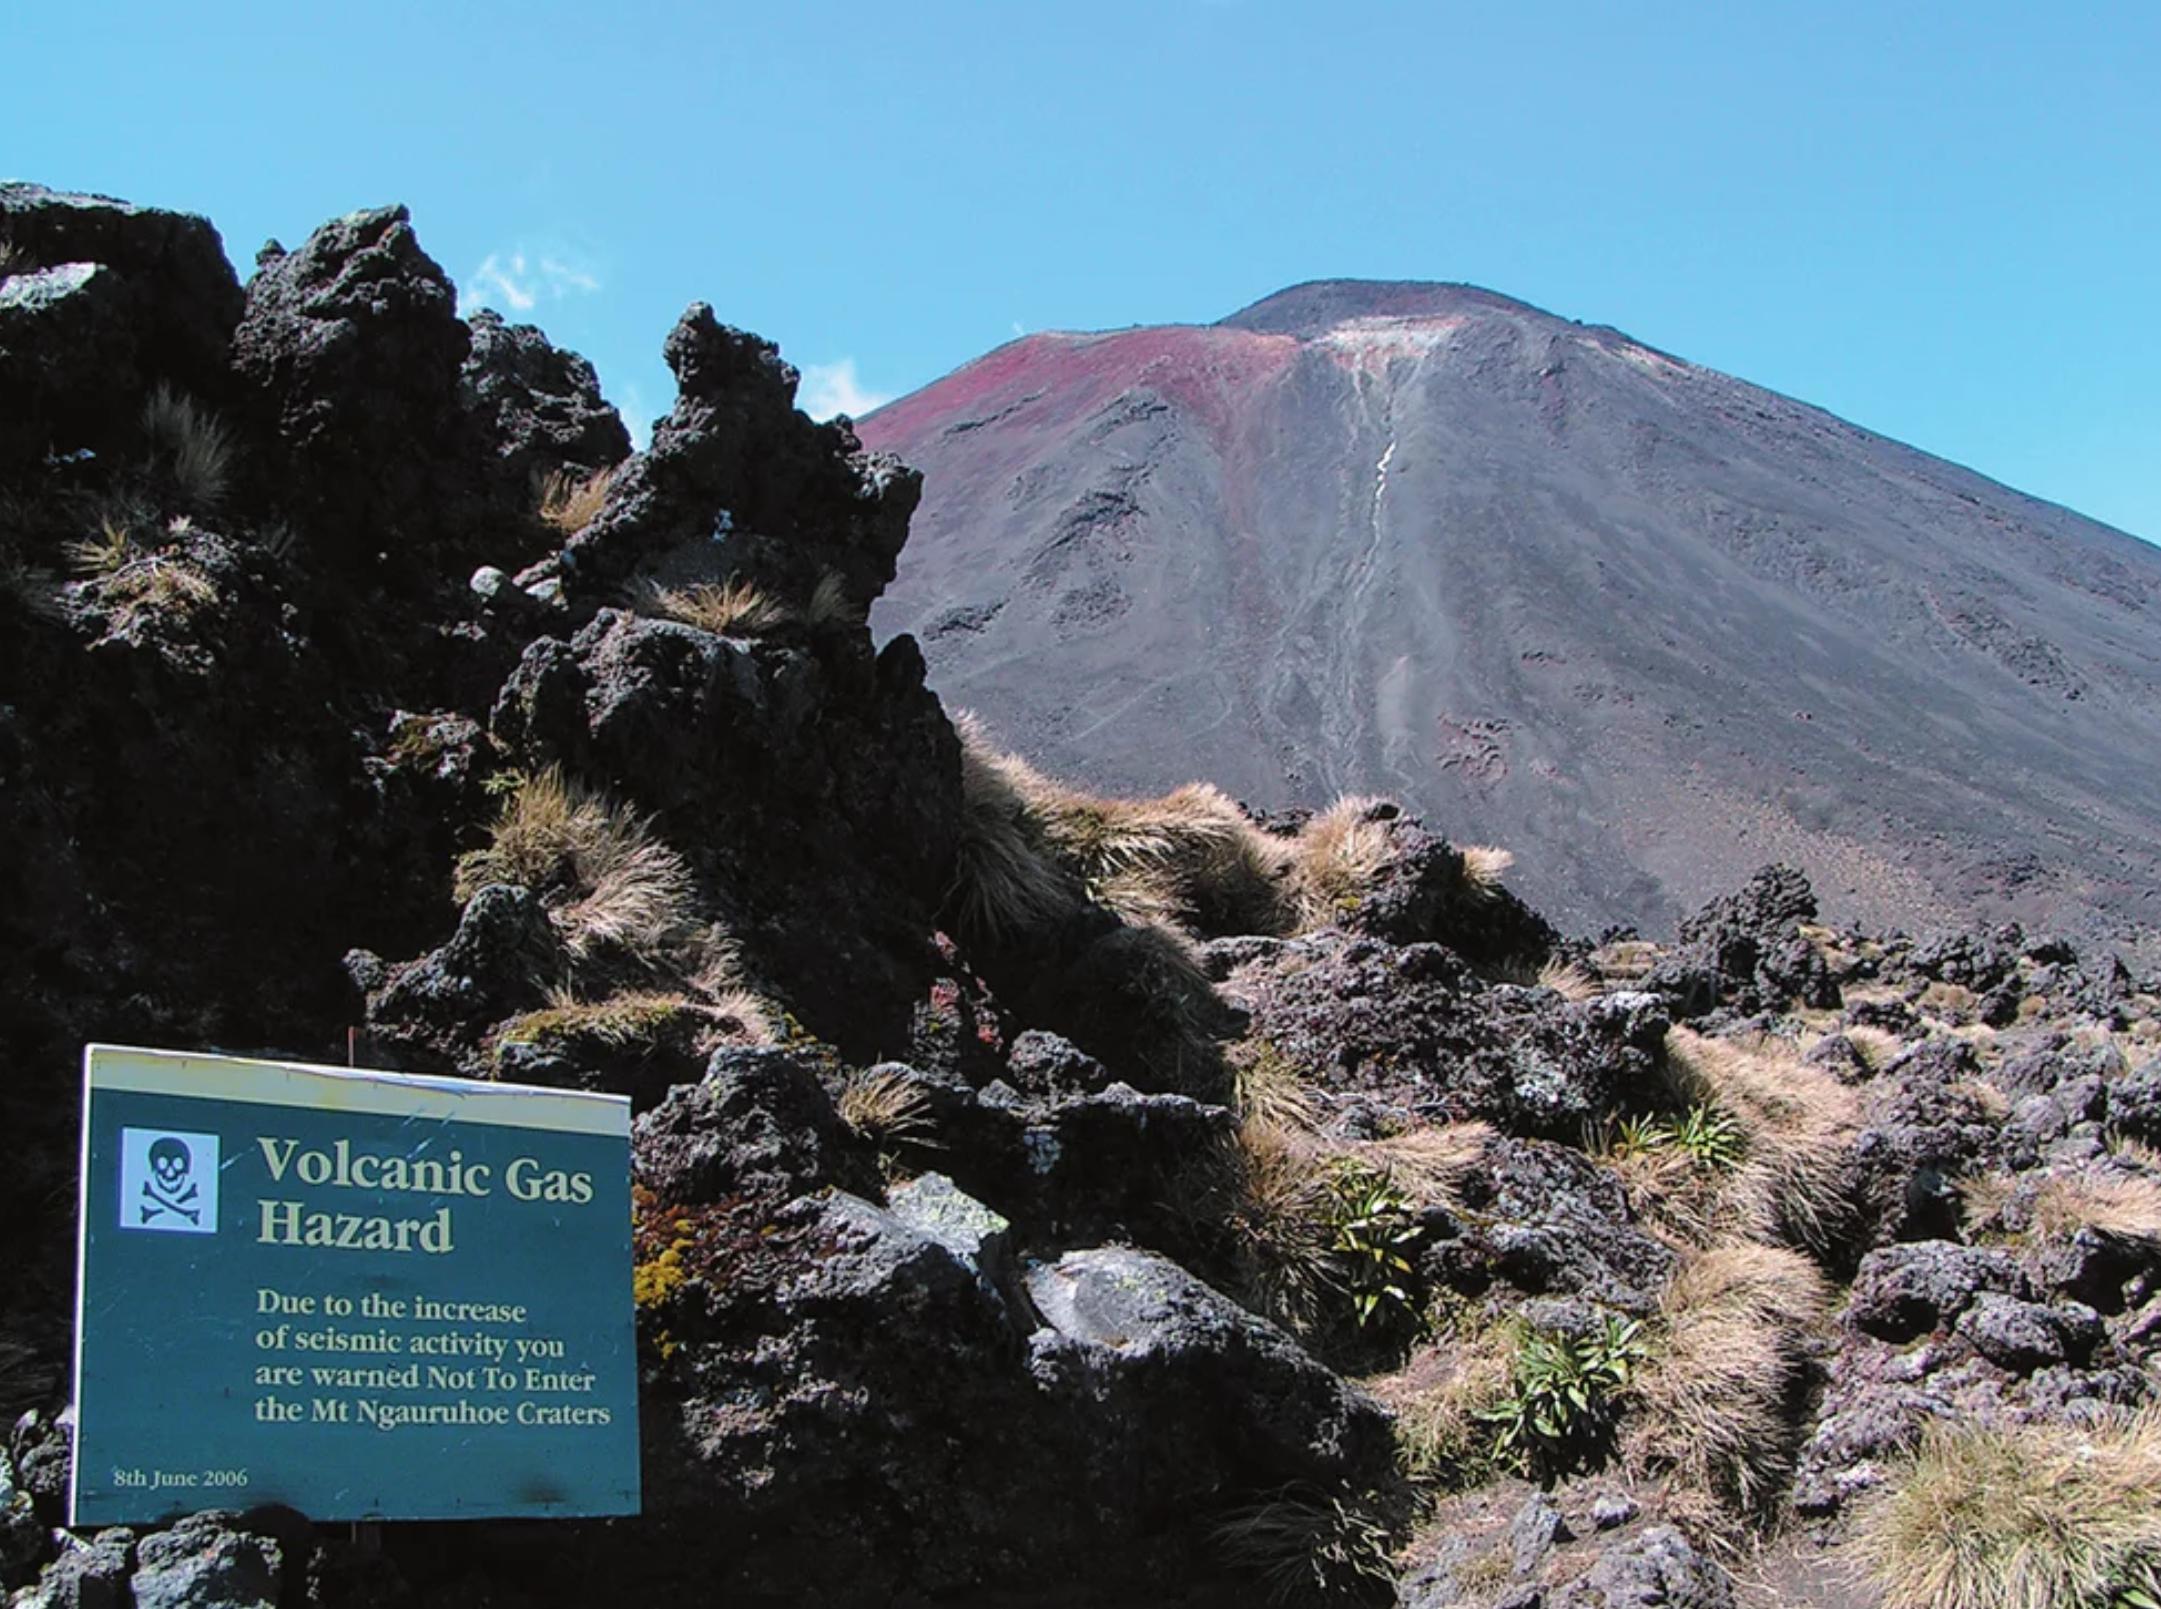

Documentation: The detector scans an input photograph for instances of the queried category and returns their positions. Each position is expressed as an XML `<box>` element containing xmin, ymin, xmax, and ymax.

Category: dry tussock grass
<box><xmin>456</xmin><ymin>766</ymin><xmax>698</xmax><ymax>964</ymax></box>
<box><xmin>1841</xmin><ymin>1024</ymin><xmax>1908</xmax><ymax>1071</ymax></box>
<box><xmin>1359</xmin><ymin>1122</ymin><xmax>1492</xmax><ymax>1204</ymax></box>
<box><xmin>2031</xmin><ymin>1171</ymin><xmax>2161</xmax><ymax>1246</ymax></box>
<box><xmin>805</xmin><ymin>571</ymin><xmax>862</xmax><ymax>629</ymax></box>
<box><xmin>1590</xmin><ymin>938</ymin><xmax>1663</xmax><ymax>981</ymax></box>
<box><xmin>1287</xmin><ymin>796</ymin><xmax>1393</xmax><ymax>927</ymax></box>
<box><xmin>141</xmin><ymin>384</ymin><xmax>233</xmax><ymax>512</ymax></box>
<box><xmin>1855</xmin><ymin>1412</ymin><xmax>2161</xmax><ymax>1609</ymax></box>
<box><xmin>1373</xmin><ymin>1328</ymin><xmax>1517</xmax><ymax>1484</ymax></box>
<box><xmin>1624</xmin><ymin>1242</ymin><xmax>1829</xmax><ymax>1516</ymax></box>
<box><xmin>65</xmin><ymin>519</ymin><xmax>220</xmax><ymax>634</ymax></box>
<box><xmin>645</xmin><ymin>577</ymin><xmax>794</xmax><ymax>637</ymax></box>
<box><xmin>539</xmin><ymin>466</ymin><xmax>613</xmax><ymax>534</ymax></box>
<box><xmin>1664</xmin><ymin>1028</ymin><xmax>1861</xmax><ymax>1253</ymax></box>
<box><xmin>1537</xmin><ymin>956</ymin><xmax>1601</xmax><ymax>1002</ymax></box>
<box><xmin>1457</xmin><ymin>844</ymin><xmax>1514</xmax><ymax>899</ymax></box>
<box><xmin>837</xmin><ymin>1067</ymin><xmax>939</xmax><ymax>1150</ymax></box>
<box><xmin>1215</xmin><ymin>1114</ymin><xmax>1341</xmax><ymax>1334</ymax></box>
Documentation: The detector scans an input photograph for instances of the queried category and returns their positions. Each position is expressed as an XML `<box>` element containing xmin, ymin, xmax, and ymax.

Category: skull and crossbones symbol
<box><xmin>140</xmin><ymin>1137</ymin><xmax>200</xmax><ymax>1225</ymax></box>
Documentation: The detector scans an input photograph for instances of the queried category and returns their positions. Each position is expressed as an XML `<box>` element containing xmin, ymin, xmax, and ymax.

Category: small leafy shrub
<box><xmin>1478</xmin><ymin>1314</ymin><xmax>1646</xmax><ymax>1476</ymax></box>
<box><xmin>1326</xmin><ymin>1166</ymin><xmax>1422</xmax><ymax>1329</ymax></box>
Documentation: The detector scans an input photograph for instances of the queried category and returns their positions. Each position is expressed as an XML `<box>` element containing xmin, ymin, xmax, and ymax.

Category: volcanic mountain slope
<box><xmin>864</xmin><ymin>280</ymin><xmax>2161</xmax><ymax>944</ymax></box>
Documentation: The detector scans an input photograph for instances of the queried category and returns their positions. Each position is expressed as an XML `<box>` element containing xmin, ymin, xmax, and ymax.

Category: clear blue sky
<box><xmin>8</xmin><ymin>1</ymin><xmax>2157</xmax><ymax>540</ymax></box>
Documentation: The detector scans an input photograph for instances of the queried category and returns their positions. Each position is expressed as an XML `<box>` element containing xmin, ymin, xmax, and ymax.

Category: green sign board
<box><xmin>71</xmin><ymin>1045</ymin><xmax>640</xmax><ymax>1524</ymax></box>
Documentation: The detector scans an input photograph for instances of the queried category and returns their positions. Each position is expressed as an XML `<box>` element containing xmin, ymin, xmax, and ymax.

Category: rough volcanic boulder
<box><xmin>623</xmin><ymin>1189</ymin><xmax>1397</xmax><ymax>1605</ymax></box>
<box><xmin>560</xmin><ymin>303</ymin><xmax>919</xmax><ymax>618</ymax></box>
<box><xmin>1224</xmin><ymin>933</ymin><xmax>1667</xmax><ymax>1137</ymax></box>
<box><xmin>461</xmin><ymin>307</ymin><xmax>631</xmax><ymax>495</ymax></box>
<box><xmin>1645</xmin><ymin>865</ymin><xmax>1836</xmax><ymax>1018</ymax></box>
<box><xmin>487</xmin><ymin>607</ymin><xmax>960</xmax><ymax>1058</ymax></box>
<box><xmin>232</xmin><ymin>205</ymin><xmax>479</xmax><ymax>562</ymax></box>
<box><xmin>1428</xmin><ymin>1138</ymin><xmax>1678</xmax><ymax>1314</ymax></box>
<box><xmin>0</xmin><ymin>183</ymin><xmax>243</xmax><ymax>466</ymax></box>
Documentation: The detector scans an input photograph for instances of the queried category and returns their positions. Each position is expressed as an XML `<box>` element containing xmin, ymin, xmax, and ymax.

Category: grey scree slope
<box><xmin>864</xmin><ymin>280</ymin><xmax>2161</xmax><ymax>947</ymax></box>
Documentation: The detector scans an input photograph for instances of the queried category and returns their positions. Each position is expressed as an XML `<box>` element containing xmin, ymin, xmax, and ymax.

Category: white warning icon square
<box><xmin>118</xmin><ymin>1128</ymin><xmax>219</xmax><ymax>1235</ymax></box>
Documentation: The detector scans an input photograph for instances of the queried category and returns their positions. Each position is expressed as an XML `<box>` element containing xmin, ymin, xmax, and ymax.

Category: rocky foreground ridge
<box><xmin>3</xmin><ymin>185</ymin><xmax>2160</xmax><ymax>1608</ymax></box>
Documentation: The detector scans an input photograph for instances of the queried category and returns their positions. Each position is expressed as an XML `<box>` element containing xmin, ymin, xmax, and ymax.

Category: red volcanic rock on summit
<box><xmin>864</xmin><ymin>280</ymin><xmax>2161</xmax><ymax>945</ymax></box>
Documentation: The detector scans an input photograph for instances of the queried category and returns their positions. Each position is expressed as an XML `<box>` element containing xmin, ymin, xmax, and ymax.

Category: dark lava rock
<box><xmin>1023</xmin><ymin>1244</ymin><xmax>1397</xmax><ymax>1500</ymax></box>
<box><xmin>1953</xmin><ymin>1292</ymin><xmax>2099</xmax><ymax>1373</ymax></box>
<box><xmin>357</xmin><ymin>884</ymin><xmax>557</xmax><ymax>1067</ymax></box>
<box><xmin>129</xmin><ymin>1513</ymin><xmax>281</xmax><ymax>1609</ymax></box>
<box><xmin>1646</xmin><ymin>865</ymin><xmax>1830</xmax><ymax>1018</ymax></box>
<box><xmin>1433</xmin><ymin>1138</ymin><xmax>1678</xmax><ymax>1313</ymax></box>
<box><xmin>560</xmin><ymin>303</ymin><xmax>919</xmax><ymax>620</ymax></box>
<box><xmin>0</xmin><ymin>182</ymin><xmax>242</xmax><ymax>461</ymax></box>
<box><xmin>1509</xmin><ymin>1490</ymin><xmax>1570</xmax><ymax>1576</ymax></box>
<box><xmin>1846</xmin><ymin>1241</ymin><xmax>2030</xmax><ymax>1341</ymax></box>
<box><xmin>488</xmin><ymin>607</ymin><xmax>960</xmax><ymax>1062</ymax></box>
<box><xmin>20</xmin><ymin>1527</ymin><xmax>134</xmax><ymax>1609</ymax></box>
<box><xmin>1848</xmin><ymin>1040</ymin><xmax>2004</xmax><ymax>1249</ymax></box>
<box><xmin>1003</xmin><ymin>1029</ymin><xmax>1114</xmax><ymax>1101</ymax></box>
<box><xmin>232</xmin><ymin>204</ymin><xmax>489</xmax><ymax>564</ymax></box>
<box><xmin>1226</xmin><ymin>934</ymin><xmax>1665</xmax><ymax>1138</ymax></box>
<box><xmin>460</xmin><ymin>307</ymin><xmax>630</xmax><ymax>493</ymax></box>
<box><xmin>633</xmin><ymin>1048</ymin><xmax>869</xmax><ymax>1207</ymax></box>
<box><xmin>1550</xmin><ymin>1525</ymin><xmax>1732</xmax><ymax>1609</ymax></box>
<box><xmin>2112</xmin><ymin>1058</ymin><xmax>2161</xmax><ymax>1143</ymax></box>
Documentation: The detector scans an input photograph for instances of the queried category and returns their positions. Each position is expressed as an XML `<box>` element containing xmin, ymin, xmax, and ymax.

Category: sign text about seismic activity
<box><xmin>72</xmin><ymin>1045</ymin><xmax>640</xmax><ymax>1524</ymax></box>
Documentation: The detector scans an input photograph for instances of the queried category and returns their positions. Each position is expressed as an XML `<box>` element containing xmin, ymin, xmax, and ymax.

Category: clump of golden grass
<box><xmin>1372</xmin><ymin>1325</ymin><xmax>1517</xmax><ymax>1485</ymax></box>
<box><xmin>1916</xmin><ymin>980</ymin><xmax>1978</xmax><ymax>1022</ymax></box>
<box><xmin>1623</xmin><ymin>1242</ymin><xmax>1829</xmax><ymax>1517</ymax></box>
<box><xmin>1212</xmin><ymin>1484</ymin><xmax>1398</xmax><ymax>1605</ymax></box>
<box><xmin>64</xmin><ymin>518</ymin><xmax>220</xmax><ymax>635</ymax></box>
<box><xmin>140</xmin><ymin>384</ymin><xmax>233</xmax><ymax>512</ymax></box>
<box><xmin>1230</xmin><ymin>1040</ymin><xmax>1325</xmax><ymax>1132</ymax></box>
<box><xmin>950</xmin><ymin>718</ymin><xmax>1442</xmax><ymax>949</ymax></box>
<box><xmin>837</xmin><ymin>1067</ymin><xmax>939</xmax><ymax>1151</ymax></box>
<box><xmin>1287</xmin><ymin>796</ymin><xmax>1394</xmax><ymax>927</ymax></box>
<box><xmin>949</xmin><ymin>712</ymin><xmax>1301</xmax><ymax>942</ymax></box>
<box><xmin>1359</xmin><ymin>1122</ymin><xmax>1492</xmax><ymax>1205</ymax></box>
<box><xmin>2031</xmin><ymin>1172</ymin><xmax>2161</xmax><ymax>1246</ymax></box>
<box><xmin>455</xmin><ymin>766</ymin><xmax>697</xmax><ymax>963</ymax></box>
<box><xmin>497</xmin><ymin>986</ymin><xmax>769</xmax><ymax>1053</ymax></box>
<box><xmin>1457</xmin><ymin>844</ymin><xmax>1514</xmax><ymax>900</ymax></box>
<box><xmin>2108</xmin><ymin>1133</ymin><xmax>2161</xmax><ymax>1169</ymax></box>
<box><xmin>1855</xmin><ymin>1413</ymin><xmax>2161</xmax><ymax>1609</ymax></box>
<box><xmin>1215</xmin><ymin>1113</ymin><xmax>1342</xmax><ymax>1334</ymax></box>
<box><xmin>1841</xmin><ymin>1024</ymin><xmax>1908</xmax><ymax>1072</ymax></box>
<box><xmin>1202</xmin><ymin>1040</ymin><xmax>1483</xmax><ymax>1337</ymax></box>
<box><xmin>1537</xmin><ymin>955</ymin><xmax>1601</xmax><ymax>1002</ymax></box>
<box><xmin>950</xmin><ymin>712</ymin><xmax>1084</xmax><ymax>940</ymax></box>
<box><xmin>645</xmin><ymin>577</ymin><xmax>794</xmax><ymax>637</ymax></box>
<box><xmin>1663</xmin><ymin>1028</ymin><xmax>1861</xmax><ymax>1253</ymax></box>
<box><xmin>1590</xmin><ymin>937</ymin><xmax>1663</xmax><ymax>982</ymax></box>
<box><xmin>538</xmin><ymin>466</ymin><xmax>613</xmax><ymax>534</ymax></box>
<box><xmin>805</xmin><ymin>571</ymin><xmax>862</xmax><ymax>629</ymax></box>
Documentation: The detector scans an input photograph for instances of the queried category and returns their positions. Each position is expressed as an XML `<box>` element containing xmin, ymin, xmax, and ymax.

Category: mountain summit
<box><xmin>863</xmin><ymin>280</ymin><xmax>2161</xmax><ymax>942</ymax></box>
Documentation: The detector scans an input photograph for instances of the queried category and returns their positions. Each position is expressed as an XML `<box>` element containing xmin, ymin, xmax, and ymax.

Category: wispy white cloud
<box><xmin>460</xmin><ymin>249</ymin><xmax>602</xmax><ymax>318</ymax></box>
<box><xmin>614</xmin><ymin>382</ymin><xmax>654</xmax><ymax>449</ymax></box>
<box><xmin>797</xmin><ymin>358</ymin><xmax>893</xmax><ymax>422</ymax></box>
<box><xmin>1011</xmin><ymin>320</ymin><xmax>1028</xmax><ymax>338</ymax></box>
